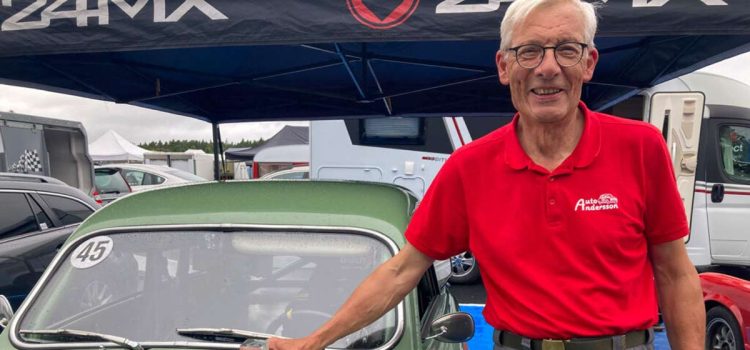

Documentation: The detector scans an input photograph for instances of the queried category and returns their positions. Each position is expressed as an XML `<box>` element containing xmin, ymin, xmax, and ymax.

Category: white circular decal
<box><xmin>70</xmin><ymin>236</ymin><xmax>114</xmax><ymax>269</ymax></box>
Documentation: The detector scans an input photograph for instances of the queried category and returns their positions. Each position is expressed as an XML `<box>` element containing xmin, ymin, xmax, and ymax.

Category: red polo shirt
<box><xmin>405</xmin><ymin>102</ymin><xmax>688</xmax><ymax>339</ymax></box>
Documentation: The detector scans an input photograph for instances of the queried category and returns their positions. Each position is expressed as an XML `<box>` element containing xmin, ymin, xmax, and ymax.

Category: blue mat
<box><xmin>459</xmin><ymin>305</ymin><xmax>670</xmax><ymax>350</ymax></box>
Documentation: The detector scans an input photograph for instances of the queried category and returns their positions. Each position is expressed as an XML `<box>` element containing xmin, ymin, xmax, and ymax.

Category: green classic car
<box><xmin>0</xmin><ymin>181</ymin><xmax>473</xmax><ymax>349</ymax></box>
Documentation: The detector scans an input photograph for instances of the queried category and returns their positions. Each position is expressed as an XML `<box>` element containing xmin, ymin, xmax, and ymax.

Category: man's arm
<box><xmin>651</xmin><ymin>239</ymin><xmax>705</xmax><ymax>350</ymax></box>
<box><xmin>267</xmin><ymin>242</ymin><xmax>435</xmax><ymax>350</ymax></box>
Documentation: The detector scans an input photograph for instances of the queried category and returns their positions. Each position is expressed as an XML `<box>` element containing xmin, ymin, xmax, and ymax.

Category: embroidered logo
<box><xmin>574</xmin><ymin>193</ymin><xmax>619</xmax><ymax>212</ymax></box>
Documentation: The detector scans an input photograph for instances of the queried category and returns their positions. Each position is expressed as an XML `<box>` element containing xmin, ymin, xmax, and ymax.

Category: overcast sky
<box><xmin>1</xmin><ymin>52</ymin><xmax>749</xmax><ymax>145</ymax></box>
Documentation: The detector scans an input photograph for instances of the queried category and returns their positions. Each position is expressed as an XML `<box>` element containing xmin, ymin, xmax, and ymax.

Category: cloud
<box><xmin>0</xmin><ymin>85</ymin><xmax>306</xmax><ymax>145</ymax></box>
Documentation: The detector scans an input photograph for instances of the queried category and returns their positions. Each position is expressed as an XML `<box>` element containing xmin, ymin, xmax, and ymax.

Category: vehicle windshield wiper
<box><xmin>176</xmin><ymin>328</ymin><xmax>284</xmax><ymax>343</ymax></box>
<box><xmin>20</xmin><ymin>329</ymin><xmax>142</xmax><ymax>350</ymax></box>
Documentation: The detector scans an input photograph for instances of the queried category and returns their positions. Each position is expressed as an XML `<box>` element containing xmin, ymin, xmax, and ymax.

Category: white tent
<box><xmin>89</xmin><ymin>130</ymin><xmax>148</xmax><ymax>163</ymax></box>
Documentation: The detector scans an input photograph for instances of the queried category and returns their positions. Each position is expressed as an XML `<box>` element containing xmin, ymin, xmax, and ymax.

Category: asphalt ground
<box><xmin>448</xmin><ymin>281</ymin><xmax>670</xmax><ymax>350</ymax></box>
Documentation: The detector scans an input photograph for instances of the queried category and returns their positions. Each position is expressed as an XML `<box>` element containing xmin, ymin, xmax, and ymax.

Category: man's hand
<box><xmin>266</xmin><ymin>336</ymin><xmax>320</xmax><ymax>350</ymax></box>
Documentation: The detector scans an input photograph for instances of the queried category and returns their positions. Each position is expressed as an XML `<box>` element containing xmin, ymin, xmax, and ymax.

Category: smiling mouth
<box><xmin>532</xmin><ymin>88</ymin><xmax>562</xmax><ymax>96</ymax></box>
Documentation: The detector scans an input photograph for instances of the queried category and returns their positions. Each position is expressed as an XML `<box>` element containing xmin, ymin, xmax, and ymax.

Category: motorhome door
<box><xmin>647</xmin><ymin>92</ymin><xmax>706</xmax><ymax>236</ymax></box>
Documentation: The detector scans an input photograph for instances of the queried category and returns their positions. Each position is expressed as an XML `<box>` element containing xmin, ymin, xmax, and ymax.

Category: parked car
<box><xmin>699</xmin><ymin>269</ymin><xmax>750</xmax><ymax>350</ymax></box>
<box><xmin>261</xmin><ymin>166</ymin><xmax>310</xmax><ymax>180</ymax></box>
<box><xmin>0</xmin><ymin>181</ymin><xmax>473</xmax><ymax>349</ymax></box>
<box><xmin>0</xmin><ymin>173</ymin><xmax>99</xmax><ymax>310</ymax></box>
<box><xmin>92</xmin><ymin>167</ymin><xmax>131</xmax><ymax>205</ymax></box>
<box><xmin>449</xmin><ymin>252</ymin><xmax>480</xmax><ymax>284</ymax></box>
<box><xmin>96</xmin><ymin>163</ymin><xmax>207</xmax><ymax>192</ymax></box>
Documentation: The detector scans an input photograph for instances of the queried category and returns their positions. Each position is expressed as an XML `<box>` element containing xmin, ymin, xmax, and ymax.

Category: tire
<box><xmin>449</xmin><ymin>251</ymin><xmax>481</xmax><ymax>284</ymax></box>
<box><xmin>706</xmin><ymin>306</ymin><xmax>744</xmax><ymax>350</ymax></box>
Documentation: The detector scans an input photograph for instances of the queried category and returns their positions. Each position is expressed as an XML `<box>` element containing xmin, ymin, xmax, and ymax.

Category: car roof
<box><xmin>96</xmin><ymin>163</ymin><xmax>169</xmax><ymax>171</ymax></box>
<box><xmin>0</xmin><ymin>172</ymin><xmax>66</xmax><ymax>185</ymax></box>
<box><xmin>73</xmin><ymin>181</ymin><xmax>416</xmax><ymax>246</ymax></box>
<box><xmin>0</xmin><ymin>177</ymin><xmax>99</xmax><ymax>208</ymax></box>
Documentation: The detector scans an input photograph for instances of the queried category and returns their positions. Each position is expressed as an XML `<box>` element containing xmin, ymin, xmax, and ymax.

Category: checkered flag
<box><xmin>10</xmin><ymin>149</ymin><xmax>43</xmax><ymax>174</ymax></box>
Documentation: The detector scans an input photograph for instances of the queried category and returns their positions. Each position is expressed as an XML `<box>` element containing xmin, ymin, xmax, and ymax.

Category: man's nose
<box><xmin>535</xmin><ymin>48</ymin><xmax>561</xmax><ymax>77</ymax></box>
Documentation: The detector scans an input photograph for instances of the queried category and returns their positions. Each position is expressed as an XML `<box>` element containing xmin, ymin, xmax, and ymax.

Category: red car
<box><xmin>700</xmin><ymin>271</ymin><xmax>750</xmax><ymax>350</ymax></box>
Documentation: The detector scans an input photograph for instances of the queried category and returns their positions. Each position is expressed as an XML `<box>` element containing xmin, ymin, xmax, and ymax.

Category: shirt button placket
<box><xmin>546</xmin><ymin>175</ymin><xmax>561</xmax><ymax>224</ymax></box>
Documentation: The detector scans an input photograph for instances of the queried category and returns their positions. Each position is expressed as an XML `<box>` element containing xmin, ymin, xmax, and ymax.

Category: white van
<box><xmin>311</xmin><ymin>71</ymin><xmax>750</xmax><ymax>274</ymax></box>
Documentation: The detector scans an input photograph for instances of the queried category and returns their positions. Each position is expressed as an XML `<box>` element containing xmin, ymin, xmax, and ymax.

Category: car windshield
<box><xmin>162</xmin><ymin>168</ymin><xmax>207</xmax><ymax>182</ymax></box>
<box><xmin>17</xmin><ymin>230</ymin><xmax>397</xmax><ymax>348</ymax></box>
<box><xmin>94</xmin><ymin>169</ymin><xmax>130</xmax><ymax>193</ymax></box>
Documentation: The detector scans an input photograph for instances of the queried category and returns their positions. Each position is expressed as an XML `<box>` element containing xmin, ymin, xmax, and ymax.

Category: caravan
<box><xmin>311</xmin><ymin>71</ymin><xmax>750</xmax><ymax>275</ymax></box>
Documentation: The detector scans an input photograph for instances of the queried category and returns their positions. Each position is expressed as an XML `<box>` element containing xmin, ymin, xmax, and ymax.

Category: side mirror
<box><xmin>0</xmin><ymin>295</ymin><xmax>14</xmax><ymax>329</ymax></box>
<box><xmin>425</xmin><ymin>312</ymin><xmax>474</xmax><ymax>343</ymax></box>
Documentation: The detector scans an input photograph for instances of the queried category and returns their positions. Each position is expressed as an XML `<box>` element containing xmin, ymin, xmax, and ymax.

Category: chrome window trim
<box><xmin>0</xmin><ymin>189</ymin><xmax>96</xmax><ymax>212</ymax></box>
<box><xmin>33</xmin><ymin>191</ymin><xmax>97</xmax><ymax>211</ymax></box>
<box><xmin>10</xmin><ymin>224</ymin><xmax>406</xmax><ymax>350</ymax></box>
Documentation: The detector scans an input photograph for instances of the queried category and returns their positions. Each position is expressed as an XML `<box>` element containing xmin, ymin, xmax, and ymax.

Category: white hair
<box><xmin>499</xmin><ymin>0</ymin><xmax>600</xmax><ymax>52</ymax></box>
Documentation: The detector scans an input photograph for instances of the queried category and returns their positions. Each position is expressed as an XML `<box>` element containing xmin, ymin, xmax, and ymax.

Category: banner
<box><xmin>1</xmin><ymin>1</ymin><xmax>749</xmax><ymax>57</ymax></box>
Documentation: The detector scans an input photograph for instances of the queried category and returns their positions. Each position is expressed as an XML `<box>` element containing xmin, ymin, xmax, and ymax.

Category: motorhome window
<box><xmin>719</xmin><ymin>125</ymin><xmax>750</xmax><ymax>181</ymax></box>
<box><xmin>0</xmin><ymin>192</ymin><xmax>39</xmax><ymax>239</ymax></box>
<box><xmin>360</xmin><ymin>118</ymin><xmax>425</xmax><ymax>145</ymax></box>
<box><xmin>464</xmin><ymin>116</ymin><xmax>514</xmax><ymax>139</ymax></box>
<box><xmin>39</xmin><ymin>194</ymin><xmax>94</xmax><ymax>225</ymax></box>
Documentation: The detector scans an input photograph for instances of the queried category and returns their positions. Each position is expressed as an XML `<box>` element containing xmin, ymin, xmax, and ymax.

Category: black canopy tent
<box><xmin>225</xmin><ymin>125</ymin><xmax>309</xmax><ymax>162</ymax></box>
<box><xmin>1</xmin><ymin>1</ymin><xmax>750</xmax><ymax>179</ymax></box>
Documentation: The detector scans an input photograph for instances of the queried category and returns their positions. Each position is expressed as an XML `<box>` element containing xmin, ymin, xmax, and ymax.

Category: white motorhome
<box><xmin>311</xmin><ymin>71</ymin><xmax>750</xmax><ymax>274</ymax></box>
<box><xmin>0</xmin><ymin>112</ymin><xmax>94</xmax><ymax>192</ymax></box>
<box><xmin>642</xmin><ymin>72</ymin><xmax>750</xmax><ymax>268</ymax></box>
<box><xmin>311</xmin><ymin>116</ymin><xmax>508</xmax><ymax>283</ymax></box>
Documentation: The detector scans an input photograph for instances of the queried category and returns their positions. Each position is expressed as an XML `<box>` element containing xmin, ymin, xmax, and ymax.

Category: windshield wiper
<box><xmin>20</xmin><ymin>329</ymin><xmax>142</xmax><ymax>350</ymax></box>
<box><xmin>176</xmin><ymin>328</ymin><xmax>283</xmax><ymax>343</ymax></box>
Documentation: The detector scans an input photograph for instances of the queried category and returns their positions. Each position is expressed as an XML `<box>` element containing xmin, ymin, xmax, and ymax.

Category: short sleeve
<box><xmin>405</xmin><ymin>153</ymin><xmax>470</xmax><ymax>260</ymax></box>
<box><xmin>643</xmin><ymin>130</ymin><xmax>690</xmax><ymax>245</ymax></box>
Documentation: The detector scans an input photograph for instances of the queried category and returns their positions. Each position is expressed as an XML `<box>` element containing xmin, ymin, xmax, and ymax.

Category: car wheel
<box><xmin>706</xmin><ymin>306</ymin><xmax>743</xmax><ymax>350</ymax></box>
<box><xmin>449</xmin><ymin>252</ymin><xmax>480</xmax><ymax>284</ymax></box>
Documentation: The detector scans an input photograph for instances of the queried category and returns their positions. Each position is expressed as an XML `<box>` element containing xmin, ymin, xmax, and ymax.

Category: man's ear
<box><xmin>582</xmin><ymin>47</ymin><xmax>599</xmax><ymax>82</ymax></box>
<box><xmin>496</xmin><ymin>50</ymin><xmax>510</xmax><ymax>85</ymax></box>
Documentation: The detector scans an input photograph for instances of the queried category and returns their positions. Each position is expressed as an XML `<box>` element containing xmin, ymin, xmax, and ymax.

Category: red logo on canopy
<box><xmin>346</xmin><ymin>0</ymin><xmax>420</xmax><ymax>30</ymax></box>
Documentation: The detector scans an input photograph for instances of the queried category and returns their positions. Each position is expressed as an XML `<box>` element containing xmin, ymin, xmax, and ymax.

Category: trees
<box><xmin>139</xmin><ymin>138</ymin><xmax>264</xmax><ymax>153</ymax></box>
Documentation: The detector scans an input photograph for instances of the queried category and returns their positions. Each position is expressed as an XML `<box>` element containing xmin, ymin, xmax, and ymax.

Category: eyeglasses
<box><xmin>507</xmin><ymin>42</ymin><xmax>588</xmax><ymax>69</ymax></box>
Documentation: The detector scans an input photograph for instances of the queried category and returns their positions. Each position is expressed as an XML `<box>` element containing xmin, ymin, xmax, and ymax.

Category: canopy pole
<box><xmin>212</xmin><ymin>122</ymin><xmax>221</xmax><ymax>181</ymax></box>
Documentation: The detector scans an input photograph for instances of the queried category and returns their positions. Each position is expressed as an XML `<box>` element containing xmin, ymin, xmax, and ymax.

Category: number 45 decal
<box><xmin>71</xmin><ymin>237</ymin><xmax>114</xmax><ymax>269</ymax></box>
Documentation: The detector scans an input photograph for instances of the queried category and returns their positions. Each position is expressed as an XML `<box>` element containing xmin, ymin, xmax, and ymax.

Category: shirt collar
<box><xmin>504</xmin><ymin>101</ymin><xmax>601</xmax><ymax>172</ymax></box>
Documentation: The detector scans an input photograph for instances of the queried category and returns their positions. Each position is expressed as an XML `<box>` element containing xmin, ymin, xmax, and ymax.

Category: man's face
<box><xmin>496</xmin><ymin>2</ymin><xmax>599</xmax><ymax>125</ymax></box>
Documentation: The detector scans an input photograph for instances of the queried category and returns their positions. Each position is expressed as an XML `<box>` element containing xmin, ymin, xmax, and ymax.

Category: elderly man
<box><xmin>269</xmin><ymin>1</ymin><xmax>704</xmax><ymax>349</ymax></box>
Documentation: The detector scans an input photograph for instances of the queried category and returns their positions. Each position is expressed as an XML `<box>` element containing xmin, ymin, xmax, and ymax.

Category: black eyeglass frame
<box><xmin>507</xmin><ymin>42</ymin><xmax>589</xmax><ymax>69</ymax></box>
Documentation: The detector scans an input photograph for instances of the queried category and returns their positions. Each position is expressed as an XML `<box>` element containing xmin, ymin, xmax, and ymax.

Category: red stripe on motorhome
<box><xmin>451</xmin><ymin>117</ymin><xmax>465</xmax><ymax>146</ymax></box>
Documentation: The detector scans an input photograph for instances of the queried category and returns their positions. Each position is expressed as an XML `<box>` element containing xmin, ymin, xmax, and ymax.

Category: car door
<box><xmin>703</xmin><ymin>119</ymin><xmax>750</xmax><ymax>264</ymax></box>
<box><xmin>418</xmin><ymin>268</ymin><xmax>463</xmax><ymax>350</ymax></box>
<box><xmin>0</xmin><ymin>191</ymin><xmax>53</xmax><ymax>309</ymax></box>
